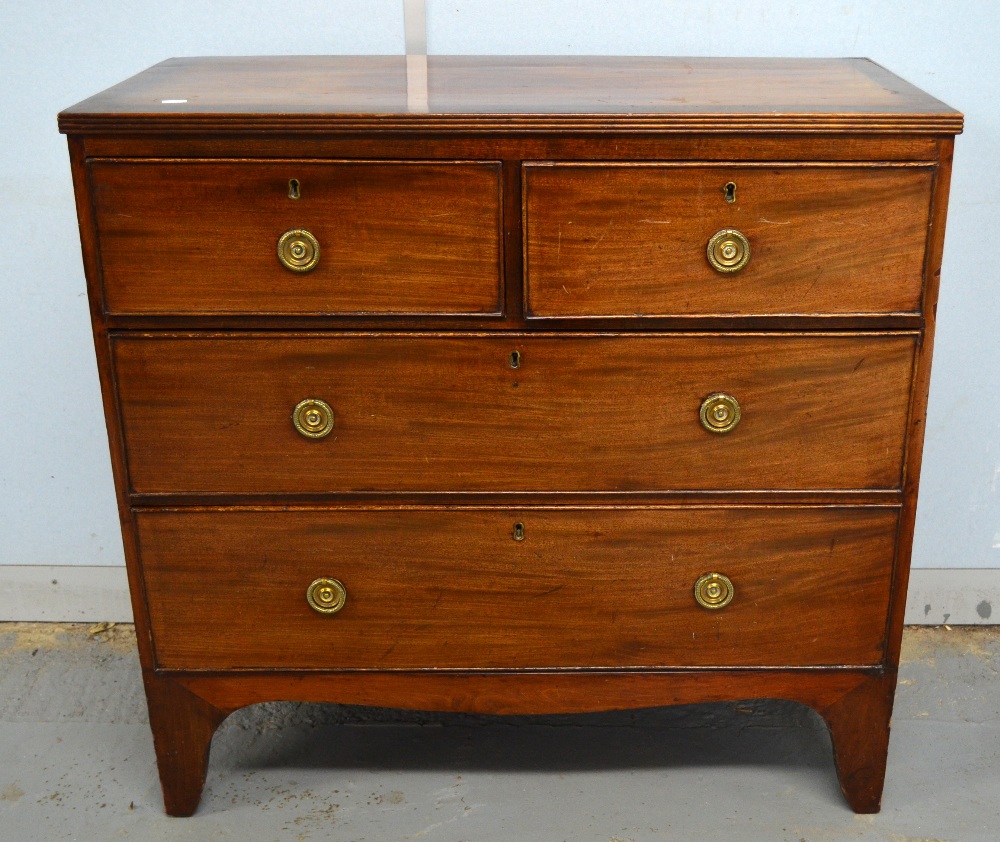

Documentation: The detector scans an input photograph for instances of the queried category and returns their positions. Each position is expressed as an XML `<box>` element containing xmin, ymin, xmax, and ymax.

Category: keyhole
<box><xmin>513</xmin><ymin>522</ymin><xmax>525</xmax><ymax>541</ymax></box>
<box><xmin>723</xmin><ymin>182</ymin><xmax>736</xmax><ymax>204</ymax></box>
<box><xmin>509</xmin><ymin>350</ymin><xmax>521</xmax><ymax>369</ymax></box>
<box><xmin>288</xmin><ymin>178</ymin><xmax>301</xmax><ymax>199</ymax></box>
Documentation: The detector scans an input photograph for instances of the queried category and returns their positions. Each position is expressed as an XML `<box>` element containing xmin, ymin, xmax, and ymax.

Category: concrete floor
<box><xmin>0</xmin><ymin>624</ymin><xmax>998</xmax><ymax>841</ymax></box>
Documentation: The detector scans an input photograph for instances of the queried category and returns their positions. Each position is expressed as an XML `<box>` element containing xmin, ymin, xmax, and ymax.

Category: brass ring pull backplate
<box><xmin>306</xmin><ymin>577</ymin><xmax>347</xmax><ymax>614</ymax></box>
<box><xmin>694</xmin><ymin>572</ymin><xmax>735</xmax><ymax>610</ymax></box>
<box><xmin>699</xmin><ymin>393</ymin><xmax>741</xmax><ymax>434</ymax></box>
<box><xmin>292</xmin><ymin>398</ymin><xmax>335</xmax><ymax>439</ymax></box>
<box><xmin>707</xmin><ymin>228</ymin><xmax>750</xmax><ymax>273</ymax></box>
<box><xmin>278</xmin><ymin>228</ymin><xmax>320</xmax><ymax>272</ymax></box>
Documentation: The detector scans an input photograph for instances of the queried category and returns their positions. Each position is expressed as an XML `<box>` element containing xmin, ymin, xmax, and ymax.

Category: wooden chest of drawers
<box><xmin>59</xmin><ymin>56</ymin><xmax>962</xmax><ymax>815</ymax></box>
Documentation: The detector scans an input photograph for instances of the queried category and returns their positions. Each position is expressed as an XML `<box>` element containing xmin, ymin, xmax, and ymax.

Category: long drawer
<box><xmin>114</xmin><ymin>333</ymin><xmax>916</xmax><ymax>494</ymax></box>
<box><xmin>523</xmin><ymin>163</ymin><xmax>933</xmax><ymax>318</ymax></box>
<box><xmin>138</xmin><ymin>507</ymin><xmax>898</xmax><ymax>670</ymax></box>
<box><xmin>89</xmin><ymin>160</ymin><xmax>503</xmax><ymax>316</ymax></box>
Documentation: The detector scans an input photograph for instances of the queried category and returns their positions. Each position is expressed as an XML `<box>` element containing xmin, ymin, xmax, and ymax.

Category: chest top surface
<box><xmin>58</xmin><ymin>56</ymin><xmax>962</xmax><ymax>135</ymax></box>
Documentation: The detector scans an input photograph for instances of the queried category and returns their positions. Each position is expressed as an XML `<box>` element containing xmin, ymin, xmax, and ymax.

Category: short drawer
<box><xmin>89</xmin><ymin>160</ymin><xmax>503</xmax><ymax>316</ymax></box>
<box><xmin>139</xmin><ymin>507</ymin><xmax>897</xmax><ymax>670</ymax></box>
<box><xmin>523</xmin><ymin>163</ymin><xmax>933</xmax><ymax>318</ymax></box>
<box><xmin>114</xmin><ymin>333</ymin><xmax>915</xmax><ymax>494</ymax></box>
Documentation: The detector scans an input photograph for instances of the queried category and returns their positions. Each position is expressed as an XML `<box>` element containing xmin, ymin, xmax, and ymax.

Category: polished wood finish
<box><xmin>818</xmin><ymin>673</ymin><xmax>896</xmax><ymax>813</ymax></box>
<box><xmin>114</xmin><ymin>333</ymin><xmax>915</xmax><ymax>494</ymax></box>
<box><xmin>79</xmin><ymin>134</ymin><xmax>947</xmax><ymax>165</ymax></box>
<box><xmin>885</xmin><ymin>138</ymin><xmax>957</xmax><ymax>672</ymax></box>
<box><xmin>176</xmin><ymin>666</ymin><xmax>870</xmax><ymax>716</ymax></box>
<box><xmin>143</xmin><ymin>672</ymin><xmax>227</xmax><ymax>817</ymax></box>
<box><xmin>160</xmin><ymin>667</ymin><xmax>885</xmax><ymax>814</ymax></box>
<box><xmin>58</xmin><ymin>56</ymin><xmax>962</xmax><ymax>135</ymax></box>
<box><xmin>91</xmin><ymin>160</ymin><xmax>502</xmax><ymax>316</ymax></box>
<box><xmin>61</xmin><ymin>57</ymin><xmax>961</xmax><ymax>816</ymax></box>
<box><xmin>525</xmin><ymin>164</ymin><xmax>932</xmax><ymax>318</ymax></box>
<box><xmin>138</xmin><ymin>506</ymin><xmax>897</xmax><ymax>670</ymax></box>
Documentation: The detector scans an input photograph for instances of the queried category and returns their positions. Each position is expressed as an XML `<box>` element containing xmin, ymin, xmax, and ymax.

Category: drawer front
<box><xmin>90</xmin><ymin>160</ymin><xmax>503</xmax><ymax>316</ymax></box>
<box><xmin>138</xmin><ymin>507</ymin><xmax>897</xmax><ymax>670</ymax></box>
<box><xmin>524</xmin><ymin>164</ymin><xmax>933</xmax><ymax>318</ymax></box>
<box><xmin>114</xmin><ymin>334</ymin><xmax>915</xmax><ymax>494</ymax></box>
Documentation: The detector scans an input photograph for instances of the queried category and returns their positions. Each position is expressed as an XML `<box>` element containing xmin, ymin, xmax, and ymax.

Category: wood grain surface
<box><xmin>525</xmin><ymin>164</ymin><xmax>933</xmax><ymax>318</ymax></box>
<box><xmin>884</xmin><ymin>138</ymin><xmax>956</xmax><ymax>673</ymax></box>
<box><xmin>152</xmin><ymin>668</ymin><xmax>893</xmax><ymax>813</ymax></box>
<box><xmin>58</xmin><ymin>57</ymin><xmax>962</xmax><ymax>135</ymax></box>
<box><xmin>138</xmin><ymin>506</ymin><xmax>897</xmax><ymax>670</ymax></box>
<box><xmin>61</xmin><ymin>55</ymin><xmax>962</xmax><ymax>816</ymax></box>
<box><xmin>90</xmin><ymin>160</ymin><xmax>502</xmax><ymax>316</ymax></box>
<box><xmin>113</xmin><ymin>333</ymin><xmax>916</xmax><ymax>494</ymax></box>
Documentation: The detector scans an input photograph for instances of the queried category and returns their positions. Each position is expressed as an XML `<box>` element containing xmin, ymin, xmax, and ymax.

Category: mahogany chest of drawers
<box><xmin>59</xmin><ymin>56</ymin><xmax>962</xmax><ymax>815</ymax></box>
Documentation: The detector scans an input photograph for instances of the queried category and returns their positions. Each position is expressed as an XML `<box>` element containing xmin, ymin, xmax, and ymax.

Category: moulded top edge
<box><xmin>58</xmin><ymin>56</ymin><xmax>963</xmax><ymax>136</ymax></box>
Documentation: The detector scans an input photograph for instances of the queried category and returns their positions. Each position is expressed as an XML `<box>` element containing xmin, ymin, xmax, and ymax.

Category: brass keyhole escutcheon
<box><xmin>513</xmin><ymin>522</ymin><xmax>525</xmax><ymax>541</ymax></box>
<box><xmin>706</xmin><ymin>228</ymin><xmax>750</xmax><ymax>273</ymax></box>
<box><xmin>699</xmin><ymin>393</ymin><xmax>741</xmax><ymax>434</ymax></box>
<box><xmin>292</xmin><ymin>398</ymin><xmax>335</xmax><ymax>439</ymax></box>
<box><xmin>694</xmin><ymin>573</ymin><xmax>734</xmax><ymax>610</ymax></box>
<box><xmin>278</xmin><ymin>228</ymin><xmax>320</xmax><ymax>272</ymax></box>
<box><xmin>306</xmin><ymin>577</ymin><xmax>347</xmax><ymax>614</ymax></box>
<box><xmin>723</xmin><ymin>181</ymin><xmax>737</xmax><ymax>203</ymax></box>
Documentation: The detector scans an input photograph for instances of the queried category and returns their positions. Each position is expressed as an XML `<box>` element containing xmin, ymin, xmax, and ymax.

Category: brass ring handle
<box><xmin>699</xmin><ymin>393</ymin><xmax>741</xmax><ymax>434</ymax></box>
<box><xmin>306</xmin><ymin>578</ymin><xmax>347</xmax><ymax>615</ymax></box>
<box><xmin>707</xmin><ymin>228</ymin><xmax>750</xmax><ymax>273</ymax></box>
<box><xmin>292</xmin><ymin>398</ymin><xmax>334</xmax><ymax>439</ymax></box>
<box><xmin>694</xmin><ymin>573</ymin><xmax>734</xmax><ymax>610</ymax></box>
<box><xmin>278</xmin><ymin>228</ymin><xmax>320</xmax><ymax>272</ymax></box>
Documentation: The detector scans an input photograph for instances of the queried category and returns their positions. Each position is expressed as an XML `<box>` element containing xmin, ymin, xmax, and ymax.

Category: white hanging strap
<box><xmin>404</xmin><ymin>0</ymin><xmax>428</xmax><ymax>112</ymax></box>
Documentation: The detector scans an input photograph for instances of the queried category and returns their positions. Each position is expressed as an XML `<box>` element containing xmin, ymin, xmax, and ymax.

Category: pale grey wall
<box><xmin>0</xmin><ymin>1</ymin><xmax>404</xmax><ymax>567</ymax></box>
<box><xmin>0</xmin><ymin>1</ymin><xmax>994</xmax><ymax>568</ymax></box>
